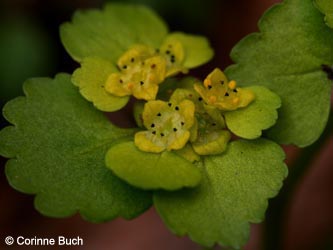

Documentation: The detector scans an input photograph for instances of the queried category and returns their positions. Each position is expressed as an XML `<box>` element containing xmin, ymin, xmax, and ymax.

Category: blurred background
<box><xmin>0</xmin><ymin>0</ymin><xmax>332</xmax><ymax>249</ymax></box>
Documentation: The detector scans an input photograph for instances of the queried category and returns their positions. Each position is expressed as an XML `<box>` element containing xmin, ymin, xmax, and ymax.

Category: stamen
<box><xmin>131</xmin><ymin>58</ymin><xmax>135</xmax><ymax>63</ymax></box>
<box><xmin>204</xmin><ymin>79</ymin><xmax>211</xmax><ymax>88</ymax></box>
<box><xmin>228</xmin><ymin>80</ymin><xmax>237</xmax><ymax>89</ymax></box>
<box><xmin>151</xmin><ymin>123</ymin><xmax>155</xmax><ymax>128</ymax></box>
<box><xmin>173</xmin><ymin>128</ymin><xmax>177</xmax><ymax>132</ymax></box>
<box><xmin>122</xmin><ymin>65</ymin><xmax>127</xmax><ymax>69</ymax></box>
<box><xmin>157</xmin><ymin>113</ymin><xmax>162</xmax><ymax>117</ymax></box>
<box><xmin>160</xmin><ymin>133</ymin><xmax>165</xmax><ymax>137</ymax></box>
<box><xmin>127</xmin><ymin>83</ymin><xmax>134</xmax><ymax>90</ymax></box>
<box><xmin>209</xmin><ymin>96</ymin><xmax>217</xmax><ymax>103</ymax></box>
<box><xmin>140</xmin><ymin>81</ymin><xmax>144</xmax><ymax>85</ymax></box>
<box><xmin>175</xmin><ymin>106</ymin><xmax>179</xmax><ymax>111</ymax></box>
<box><xmin>225</xmin><ymin>92</ymin><xmax>229</xmax><ymax>97</ymax></box>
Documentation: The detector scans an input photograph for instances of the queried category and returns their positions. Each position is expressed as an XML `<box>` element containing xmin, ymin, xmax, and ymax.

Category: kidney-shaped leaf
<box><xmin>154</xmin><ymin>139</ymin><xmax>287</xmax><ymax>249</ymax></box>
<box><xmin>0</xmin><ymin>74</ymin><xmax>151</xmax><ymax>222</ymax></box>
<box><xmin>226</xmin><ymin>0</ymin><xmax>333</xmax><ymax>147</ymax></box>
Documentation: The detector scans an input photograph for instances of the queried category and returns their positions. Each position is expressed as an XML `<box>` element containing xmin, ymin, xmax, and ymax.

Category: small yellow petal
<box><xmin>175</xmin><ymin>144</ymin><xmax>200</xmax><ymax>162</ymax></box>
<box><xmin>168</xmin><ymin>131</ymin><xmax>190</xmax><ymax>151</ymax></box>
<box><xmin>135</xmin><ymin>131</ymin><xmax>165</xmax><ymax>153</ymax></box>
<box><xmin>105</xmin><ymin>73</ymin><xmax>131</xmax><ymax>96</ymax></box>
<box><xmin>192</xmin><ymin>130</ymin><xmax>231</xmax><ymax>155</ymax></box>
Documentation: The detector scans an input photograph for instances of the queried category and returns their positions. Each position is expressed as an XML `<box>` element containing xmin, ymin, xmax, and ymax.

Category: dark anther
<box><xmin>151</xmin><ymin>64</ymin><xmax>156</xmax><ymax>69</ymax></box>
<box><xmin>189</xmin><ymin>94</ymin><xmax>193</xmax><ymax>98</ymax></box>
<box><xmin>160</xmin><ymin>133</ymin><xmax>165</xmax><ymax>137</ymax></box>
<box><xmin>122</xmin><ymin>65</ymin><xmax>127</xmax><ymax>69</ymax></box>
<box><xmin>152</xmin><ymin>131</ymin><xmax>156</xmax><ymax>135</ymax></box>
<box><xmin>173</xmin><ymin>128</ymin><xmax>177</xmax><ymax>132</ymax></box>
<box><xmin>208</xmin><ymin>85</ymin><xmax>212</xmax><ymax>90</ymax></box>
<box><xmin>119</xmin><ymin>79</ymin><xmax>123</xmax><ymax>83</ymax></box>
<box><xmin>157</xmin><ymin>113</ymin><xmax>162</xmax><ymax>117</ymax></box>
<box><xmin>175</xmin><ymin>106</ymin><xmax>179</xmax><ymax>111</ymax></box>
<box><xmin>131</xmin><ymin>58</ymin><xmax>135</xmax><ymax>63</ymax></box>
<box><xmin>198</xmin><ymin>97</ymin><xmax>203</xmax><ymax>101</ymax></box>
<box><xmin>225</xmin><ymin>92</ymin><xmax>229</xmax><ymax>97</ymax></box>
<box><xmin>140</xmin><ymin>81</ymin><xmax>144</xmax><ymax>85</ymax></box>
<box><xmin>212</xmin><ymin>123</ymin><xmax>216</xmax><ymax>126</ymax></box>
<box><xmin>170</xmin><ymin>58</ymin><xmax>176</xmax><ymax>63</ymax></box>
<box><xmin>221</xmin><ymin>81</ymin><xmax>224</xmax><ymax>85</ymax></box>
<box><xmin>166</xmin><ymin>50</ymin><xmax>171</xmax><ymax>55</ymax></box>
<box><xmin>233</xmin><ymin>89</ymin><xmax>238</xmax><ymax>93</ymax></box>
<box><xmin>168</xmin><ymin>103</ymin><xmax>172</xmax><ymax>107</ymax></box>
<box><xmin>151</xmin><ymin>123</ymin><xmax>155</xmax><ymax>128</ymax></box>
<box><xmin>142</xmin><ymin>62</ymin><xmax>145</xmax><ymax>65</ymax></box>
<box><xmin>321</xmin><ymin>64</ymin><xmax>333</xmax><ymax>80</ymax></box>
<box><xmin>181</xmin><ymin>122</ymin><xmax>185</xmax><ymax>126</ymax></box>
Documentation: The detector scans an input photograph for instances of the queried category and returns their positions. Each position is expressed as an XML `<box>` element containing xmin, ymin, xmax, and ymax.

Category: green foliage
<box><xmin>154</xmin><ymin>139</ymin><xmax>288</xmax><ymax>249</ymax></box>
<box><xmin>105</xmin><ymin>141</ymin><xmax>201</xmax><ymax>190</ymax></box>
<box><xmin>72</xmin><ymin>57</ymin><xmax>129</xmax><ymax>111</ymax></box>
<box><xmin>226</xmin><ymin>0</ymin><xmax>333</xmax><ymax>147</ymax></box>
<box><xmin>61</xmin><ymin>3</ymin><xmax>213</xmax><ymax>111</ymax></box>
<box><xmin>60</xmin><ymin>3</ymin><xmax>168</xmax><ymax>62</ymax></box>
<box><xmin>315</xmin><ymin>0</ymin><xmax>333</xmax><ymax>28</ymax></box>
<box><xmin>224</xmin><ymin>86</ymin><xmax>281</xmax><ymax>139</ymax></box>
<box><xmin>3</xmin><ymin>0</ymin><xmax>331</xmax><ymax>248</ymax></box>
<box><xmin>0</xmin><ymin>74</ymin><xmax>151</xmax><ymax>222</ymax></box>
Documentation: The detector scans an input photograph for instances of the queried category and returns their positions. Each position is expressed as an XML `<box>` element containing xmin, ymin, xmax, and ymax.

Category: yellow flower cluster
<box><xmin>105</xmin><ymin>38</ymin><xmax>188</xmax><ymax>101</ymax></box>
<box><xmin>106</xmin><ymin>45</ymin><xmax>255</xmax><ymax>159</ymax></box>
<box><xmin>134</xmin><ymin>69</ymin><xmax>255</xmax><ymax>160</ymax></box>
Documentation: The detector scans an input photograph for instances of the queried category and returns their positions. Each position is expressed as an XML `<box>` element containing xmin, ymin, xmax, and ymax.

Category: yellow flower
<box><xmin>104</xmin><ymin>34</ymin><xmax>195</xmax><ymax>101</ymax></box>
<box><xmin>105</xmin><ymin>45</ymin><xmax>166</xmax><ymax>100</ymax></box>
<box><xmin>169</xmin><ymin>88</ymin><xmax>231</xmax><ymax>155</ymax></box>
<box><xmin>134</xmin><ymin>99</ymin><xmax>195</xmax><ymax>153</ymax></box>
<box><xmin>194</xmin><ymin>68</ymin><xmax>255</xmax><ymax>111</ymax></box>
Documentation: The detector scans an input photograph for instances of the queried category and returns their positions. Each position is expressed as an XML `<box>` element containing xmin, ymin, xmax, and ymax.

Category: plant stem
<box><xmin>263</xmin><ymin>110</ymin><xmax>333</xmax><ymax>250</ymax></box>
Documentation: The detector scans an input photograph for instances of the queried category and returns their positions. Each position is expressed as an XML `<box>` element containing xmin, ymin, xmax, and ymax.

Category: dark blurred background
<box><xmin>0</xmin><ymin>0</ymin><xmax>332</xmax><ymax>249</ymax></box>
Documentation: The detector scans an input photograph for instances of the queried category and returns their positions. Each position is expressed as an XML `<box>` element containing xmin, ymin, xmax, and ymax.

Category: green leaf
<box><xmin>154</xmin><ymin>139</ymin><xmax>287</xmax><ymax>249</ymax></box>
<box><xmin>314</xmin><ymin>0</ymin><xmax>333</xmax><ymax>28</ymax></box>
<box><xmin>225</xmin><ymin>0</ymin><xmax>333</xmax><ymax>147</ymax></box>
<box><xmin>224</xmin><ymin>86</ymin><xmax>281</xmax><ymax>139</ymax></box>
<box><xmin>60</xmin><ymin>3</ymin><xmax>168</xmax><ymax>63</ymax></box>
<box><xmin>166</xmin><ymin>32</ymin><xmax>214</xmax><ymax>68</ymax></box>
<box><xmin>105</xmin><ymin>141</ymin><xmax>201</xmax><ymax>191</ymax></box>
<box><xmin>72</xmin><ymin>57</ymin><xmax>129</xmax><ymax>112</ymax></box>
<box><xmin>0</xmin><ymin>74</ymin><xmax>151</xmax><ymax>222</ymax></box>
